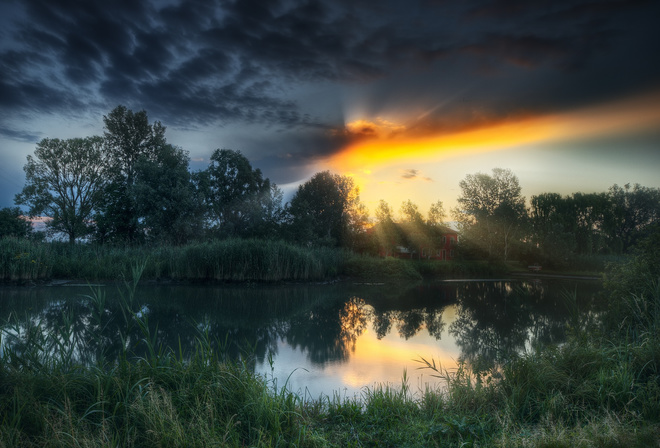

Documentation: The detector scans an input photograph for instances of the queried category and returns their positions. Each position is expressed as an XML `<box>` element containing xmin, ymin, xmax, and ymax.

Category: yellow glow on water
<box><xmin>335</xmin><ymin>327</ymin><xmax>460</xmax><ymax>389</ymax></box>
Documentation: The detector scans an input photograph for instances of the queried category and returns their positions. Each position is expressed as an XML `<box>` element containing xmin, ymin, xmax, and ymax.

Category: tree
<box><xmin>399</xmin><ymin>200</ymin><xmax>424</xmax><ymax>224</ymax></box>
<box><xmin>15</xmin><ymin>137</ymin><xmax>108</xmax><ymax>243</ymax></box>
<box><xmin>372</xmin><ymin>200</ymin><xmax>397</xmax><ymax>256</ymax></box>
<box><xmin>0</xmin><ymin>207</ymin><xmax>31</xmax><ymax>239</ymax></box>
<box><xmin>427</xmin><ymin>201</ymin><xmax>446</xmax><ymax>227</ymax></box>
<box><xmin>529</xmin><ymin>192</ymin><xmax>577</xmax><ymax>265</ymax></box>
<box><xmin>571</xmin><ymin>192</ymin><xmax>609</xmax><ymax>255</ymax></box>
<box><xmin>603</xmin><ymin>183</ymin><xmax>660</xmax><ymax>253</ymax></box>
<box><xmin>103</xmin><ymin>105</ymin><xmax>166</xmax><ymax>186</ymax></box>
<box><xmin>133</xmin><ymin>144</ymin><xmax>202</xmax><ymax>245</ymax></box>
<box><xmin>96</xmin><ymin>105</ymin><xmax>167</xmax><ymax>243</ymax></box>
<box><xmin>287</xmin><ymin>171</ymin><xmax>366</xmax><ymax>247</ymax></box>
<box><xmin>196</xmin><ymin>149</ymin><xmax>283</xmax><ymax>238</ymax></box>
<box><xmin>454</xmin><ymin>168</ymin><xmax>527</xmax><ymax>261</ymax></box>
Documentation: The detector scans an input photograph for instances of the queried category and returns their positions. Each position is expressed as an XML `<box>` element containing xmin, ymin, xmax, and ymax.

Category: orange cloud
<box><xmin>331</xmin><ymin>117</ymin><xmax>407</xmax><ymax>140</ymax></box>
<box><xmin>326</xmin><ymin>90</ymin><xmax>660</xmax><ymax>173</ymax></box>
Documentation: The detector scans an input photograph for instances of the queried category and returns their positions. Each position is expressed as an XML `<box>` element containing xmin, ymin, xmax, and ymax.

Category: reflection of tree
<box><xmin>449</xmin><ymin>282</ymin><xmax>531</xmax><ymax>369</ymax></box>
<box><xmin>0</xmin><ymin>284</ymin><xmax>331</xmax><ymax>371</ymax></box>
<box><xmin>285</xmin><ymin>297</ymin><xmax>370</xmax><ymax>364</ymax></box>
<box><xmin>339</xmin><ymin>297</ymin><xmax>369</xmax><ymax>352</ymax></box>
<box><xmin>395</xmin><ymin>310</ymin><xmax>425</xmax><ymax>339</ymax></box>
<box><xmin>425</xmin><ymin>311</ymin><xmax>446</xmax><ymax>340</ymax></box>
<box><xmin>448</xmin><ymin>280</ymin><xmax>603</xmax><ymax>370</ymax></box>
<box><xmin>0</xmin><ymin>280</ymin><xmax>604</xmax><ymax>375</ymax></box>
<box><xmin>372</xmin><ymin>311</ymin><xmax>394</xmax><ymax>339</ymax></box>
<box><xmin>370</xmin><ymin>308</ymin><xmax>446</xmax><ymax>341</ymax></box>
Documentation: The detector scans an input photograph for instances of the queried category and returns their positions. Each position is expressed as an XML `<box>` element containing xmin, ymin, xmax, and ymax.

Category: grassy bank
<box><xmin>1</xmin><ymin>237</ymin><xmax>504</xmax><ymax>283</ymax></box>
<box><xmin>1</xmin><ymin>250</ymin><xmax>659</xmax><ymax>446</ymax></box>
<box><xmin>0</xmin><ymin>238</ymin><xmax>346</xmax><ymax>283</ymax></box>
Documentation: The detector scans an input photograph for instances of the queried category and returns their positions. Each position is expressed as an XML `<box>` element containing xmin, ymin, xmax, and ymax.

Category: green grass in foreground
<box><xmin>1</xmin><ymin>256</ymin><xmax>660</xmax><ymax>447</ymax></box>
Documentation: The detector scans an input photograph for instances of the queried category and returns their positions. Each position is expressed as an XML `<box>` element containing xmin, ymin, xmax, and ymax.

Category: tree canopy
<box><xmin>15</xmin><ymin>136</ymin><xmax>108</xmax><ymax>243</ymax></box>
<box><xmin>0</xmin><ymin>207</ymin><xmax>32</xmax><ymax>239</ymax></box>
<box><xmin>288</xmin><ymin>171</ymin><xmax>367</xmax><ymax>247</ymax></box>
<box><xmin>454</xmin><ymin>168</ymin><xmax>527</xmax><ymax>261</ymax></box>
<box><xmin>196</xmin><ymin>149</ymin><xmax>283</xmax><ymax>238</ymax></box>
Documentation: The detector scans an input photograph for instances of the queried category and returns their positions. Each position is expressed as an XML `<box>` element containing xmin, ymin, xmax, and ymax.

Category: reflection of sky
<box><xmin>256</xmin><ymin>306</ymin><xmax>462</xmax><ymax>400</ymax></box>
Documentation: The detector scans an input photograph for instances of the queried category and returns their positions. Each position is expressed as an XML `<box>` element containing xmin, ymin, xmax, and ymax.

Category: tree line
<box><xmin>450</xmin><ymin>168</ymin><xmax>660</xmax><ymax>267</ymax></box>
<box><xmin>2</xmin><ymin>106</ymin><xmax>659</xmax><ymax>267</ymax></box>
<box><xmin>5</xmin><ymin>106</ymin><xmax>367</xmax><ymax>247</ymax></box>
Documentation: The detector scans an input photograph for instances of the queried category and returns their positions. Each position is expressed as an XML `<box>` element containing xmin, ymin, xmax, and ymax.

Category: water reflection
<box><xmin>0</xmin><ymin>279</ymin><xmax>603</xmax><ymax>397</ymax></box>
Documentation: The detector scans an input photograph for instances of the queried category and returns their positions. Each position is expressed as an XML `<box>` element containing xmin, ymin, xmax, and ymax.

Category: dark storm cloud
<box><xmin>0</xmin><ymin>126</ymin><xmax>41</xmax><ymax>143</ymax></box>
<box><xmin>1</xmin><ymin>0</ymin><xmax>659</xmax><ymax>163</ymax></box>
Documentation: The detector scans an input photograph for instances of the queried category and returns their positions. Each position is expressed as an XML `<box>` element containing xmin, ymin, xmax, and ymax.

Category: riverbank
<box><xmin>1</xmin><ymin>237</ymin><xmax>510</xmax><ymax>284</ymax></box>
<box><xmin>0</xmin><ymin>282</ymin><xmax>657</xmax><ymax>447</ymax></box>
<box><xmin>1</xmin><ymin>242</ymin><xmax>658</xmax><ymax>446</ymax></box>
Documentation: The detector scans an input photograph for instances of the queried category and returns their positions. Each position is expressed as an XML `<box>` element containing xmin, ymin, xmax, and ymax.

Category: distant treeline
<box><xmin>1</xmin><ymin>106</ymin><xmax>659</xmax><ymax>270</ymax></box>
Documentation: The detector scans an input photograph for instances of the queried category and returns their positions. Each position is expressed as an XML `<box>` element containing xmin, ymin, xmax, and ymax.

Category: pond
<box><xmin>0</xmin><ymin>278</ymin><xmax>603</xmax><ymax>400</ymax></box>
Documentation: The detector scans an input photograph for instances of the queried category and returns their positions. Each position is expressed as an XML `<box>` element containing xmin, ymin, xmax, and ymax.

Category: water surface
<box><xmin>0</xmin><ymin>278</ymin><xmax>603</xmax><ymax>399</ymax></box>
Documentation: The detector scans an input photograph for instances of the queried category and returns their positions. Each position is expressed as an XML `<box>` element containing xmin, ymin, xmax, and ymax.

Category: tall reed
<box><xmin>0</xmin><ymin>237</ymin><xmax>347</xmax><ymax>282</ymax></box>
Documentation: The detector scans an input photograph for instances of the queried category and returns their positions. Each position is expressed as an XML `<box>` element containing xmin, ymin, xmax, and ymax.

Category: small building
<box><xmin>368</xmin><ymin>222</ymin><xmax>459</xmax><ymax>261</ymax></box>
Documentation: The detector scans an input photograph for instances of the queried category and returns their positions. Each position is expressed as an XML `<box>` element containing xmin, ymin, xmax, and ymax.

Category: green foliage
<box><xmin>95</xmin><ymin>105</ymin><xmax>168</xmax><ymax>244</ymax></box>
<box><xmin>287</xmin><ymin>171</ymin><xmax>367</xmax><ymax>248</ymax></box>
<box><xmin>15</xmin><ymin>136</ymin><xmax>108</xmax><ymax>243</ymax></box>
<box><xmin>454</xmin><ymin>168</ymin><xmax>528</xmax><ymax>261</ymax></box>
<box><xmin>0</xmin><ymin>238</ymin><xmax>52</xmax><ymax>281</ymax></box>
<box><xmin>0</xmin><ymin>278</ymin><xmax>314</xmax><ymax>447</ymax></box>
<box><xmin>0</xmin><ymin>207</ymin><xmax>31</xmax><ymax>239</ymax></box>
<box><xmin>133</xmin><ymin>144</ymin><xmax>203</xmax><ymax>245</ymax></box>
<box><xmin>0</xmin><ymin>238</ymin><xmax>346</xmax><ymax>282</ymax></box>
<box><xmin>2</xmin><ymin>255</ymin><xmax>660</xmax><ymax>446</ymax></box>
<box><xmin>196</xmin><ymin>149</ymin><xmax>284</xmax><ymax>239</ymax></box>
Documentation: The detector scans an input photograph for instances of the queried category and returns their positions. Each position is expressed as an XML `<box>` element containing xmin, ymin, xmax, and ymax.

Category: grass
<box><xmin>0</xmin><ymin>237</ymin><xmax>347</xmax><ymax>283</ymax></box>
<box><xmin>1</xmin><ymin>237</ymin><xmax>659</xmax><ymax>446</ymax></box>
<box><xmin>2</xmin><ymin>237</ymin><xmax>501</xmax><ymax>284</ymax></box>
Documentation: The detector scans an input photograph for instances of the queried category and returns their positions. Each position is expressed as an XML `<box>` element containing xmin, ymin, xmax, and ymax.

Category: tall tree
<box><xmin>530</xmin><ymin>192</ymin><xmax>577</xmax><ymax>262</ymax></box>
<box><xmin>196</xmin><ymin>149</ymin><xmax>283</xmax><ymax>238</ymax></box>
<box><xmin>427</xmin><ymin>200</ymin><xmax>446</xmax><ymax>227</ymax></box>
<box><xmin>398</xmin><ymin>200</ymin><xmax>431</xmax><ymax>256</ymax></box>
<box><xmin>399</xmin><ymin>200</ymin><xmax>424</xmax><ymax>224</ymax></box>
<box><xmin>96</xmin><ymin>105</ymin><xmax>167</xmax><ymax>243</ymax></box>
<box><xmin>454</xmin><ymin>168</ymin><xmax>527</xmax><ymax>261</ymax></box>
<box><xmin>133</xmin><ymin>144</ymin><xmax>202</xmax><ymax>245</ymax></box>
<box><xmin>288</xmin><ymin>171</ymin><xmax>365</xmax><ymax>247</ymax></box>
<box><xmin>372</xmin><ymin>200</ymin><xmax>398</xmax><ymax>256</ymax></box>
<box><xmin>15</xmin><ymin>137</ymin><xmax>108</xmax><ymax>243</ymax></box>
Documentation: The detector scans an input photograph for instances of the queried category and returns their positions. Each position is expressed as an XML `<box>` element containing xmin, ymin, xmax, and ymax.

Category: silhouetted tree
<box><xmin>287</xmin><ymin>171</ymin><xmax>366</xmax><ymax>247</ymax></box>
<box><xmin>133</xmin><ymin>144</ymin><xmax>203</xmax><ymax>244</ymax></box>
<box><xmin>196</xmin><ymin>149</ymin><xmax>283</xmax><ymax>238</ymax></box>
<box><xmin>453</xmin><ymin>168</ymin><xmax>527</xmax><ymax>261</ymax></box>
<box><xmin>95</xmin><ymin>105</ymin><xmax>167</xmax><ymax>244</ymax></box>
<box><xmin>0</xmin><ymin>207</ymin><xmax>31</xmax><ymax>239</ymax></box>
<box><xmin>15</xmin><ymin>137</ymin><xmax>108</xmax><ymax>243</ymax></box>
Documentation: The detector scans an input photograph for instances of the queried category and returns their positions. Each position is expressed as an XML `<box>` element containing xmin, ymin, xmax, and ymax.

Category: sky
<box><xmin>1</xmin><ymin>0</ymin><xmax>660</xmax><ymax>218</ymax></box>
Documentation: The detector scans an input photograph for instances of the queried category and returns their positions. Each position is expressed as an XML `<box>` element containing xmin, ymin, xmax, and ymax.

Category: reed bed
<box><xmin>0</xmin><ymin>238</ymin><xmax>347</xmax><ymax>283</ymax></box>
<box><xmin>2</xmin><ymin>237</ymin><xmax>659</xmax><ymax>446</ymax></box>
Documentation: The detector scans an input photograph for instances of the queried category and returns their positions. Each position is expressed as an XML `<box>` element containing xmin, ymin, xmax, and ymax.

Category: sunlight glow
<box><xmin>327</xmin><ymin>91</ymin><xmax>660</xmax><ymax>174</ymax></box>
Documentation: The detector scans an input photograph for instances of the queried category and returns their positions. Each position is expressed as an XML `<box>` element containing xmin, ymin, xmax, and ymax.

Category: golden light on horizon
<box><xmin>326</xmin><ymin>90</ymin><xmax>660</xmax><ymax>174</ymax></box>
